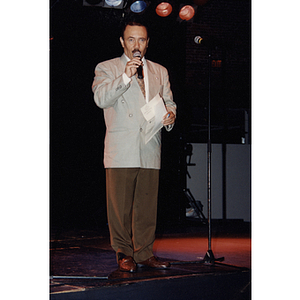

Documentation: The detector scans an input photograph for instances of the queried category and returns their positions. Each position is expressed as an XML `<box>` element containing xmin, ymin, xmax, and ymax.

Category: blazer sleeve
<box><xmin>92</xmin><ymin>59</ymin><xmax>130</xmax><ymax>109</ymax></box>
<box><xmin>160</xmin><ymin>66</ymin><xmax>176</xmax><ymax>132</ymax></box>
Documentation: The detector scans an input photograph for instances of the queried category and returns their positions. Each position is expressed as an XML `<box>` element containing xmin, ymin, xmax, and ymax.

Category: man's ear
<box><xmin>120</xmin><ymin>37</ymin><xmax>124</xmax><ymax>48</ymax></box>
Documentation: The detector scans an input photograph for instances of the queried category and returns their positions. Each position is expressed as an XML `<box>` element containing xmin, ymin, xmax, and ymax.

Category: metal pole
<box><xmin>207</xmin><ymin>48</ymin><xmax>212</xmax><ymax>251</ymax></box>
<box><xmin>202</xmin><ymin>47</ymin><xmax>224</xmax><ymax>264</ymax></box>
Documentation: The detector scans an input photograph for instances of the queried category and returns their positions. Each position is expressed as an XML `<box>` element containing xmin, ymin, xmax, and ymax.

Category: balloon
<box><xmin>179</xmin><ymin>5</ymin><xmax>195</xmax><ymax>21</ymax></box>
<box><xmin>156</xmin><ymin>2</ymin><xmax>173</xmax><ymax>17</ymax></box>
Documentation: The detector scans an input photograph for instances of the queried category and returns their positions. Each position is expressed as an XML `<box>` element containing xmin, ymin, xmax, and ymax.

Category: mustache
<box><xmin>132</xmin><ymin>49</ymin><xmax>141</xmax><ymax>54</ymax></box>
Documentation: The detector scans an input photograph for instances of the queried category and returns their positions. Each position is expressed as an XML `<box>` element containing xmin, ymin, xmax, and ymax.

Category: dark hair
<box><xmin>120</xmin><ymin>21</ymin><xmax>149</xmax><ymax>39</ymax></box>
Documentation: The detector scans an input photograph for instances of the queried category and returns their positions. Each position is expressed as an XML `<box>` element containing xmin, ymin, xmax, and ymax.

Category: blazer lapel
<box><xmin>147</xmin><ymin>61</ymin><xmax>163</xmax><ymax>101</ymax></box>
<box><xmin>120</xmin><ymin>53</ymin><xmax>128</xmax><ymax>68</ymax></box>
<box><xmin>119</xmin><ymin>55</ymin><xmax>162</xmax><ymax>105</ymax></box>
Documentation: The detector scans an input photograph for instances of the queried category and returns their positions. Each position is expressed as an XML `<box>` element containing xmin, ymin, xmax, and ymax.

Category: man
<box><xmin>92</xmin><ymin>21</ymin><xmax>176</xmax><ymax>272</ymax></box>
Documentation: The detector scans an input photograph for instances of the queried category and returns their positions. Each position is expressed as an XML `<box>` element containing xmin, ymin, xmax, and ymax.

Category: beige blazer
<box><xmin>92</xmin><ymin>54</ymin><xmax>176</xmax><ymax>169</ymax></box>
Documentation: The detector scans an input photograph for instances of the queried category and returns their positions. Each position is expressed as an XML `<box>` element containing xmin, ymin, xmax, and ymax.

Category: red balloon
<box><xmin>156</xmin><ymin>2</ymin><xmax>172</xmax><ymax>17</ymax></box>
<box><xmin>179</xmin><ymin>5</ymin><xmax>195</xmax><ymax>21</ymax></box>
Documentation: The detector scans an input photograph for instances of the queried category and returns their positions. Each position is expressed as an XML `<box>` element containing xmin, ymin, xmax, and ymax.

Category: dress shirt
<box><xmin>122</xmin><ymin>55</ymin><xmax>149</xmax><ymax>103</ymax></box>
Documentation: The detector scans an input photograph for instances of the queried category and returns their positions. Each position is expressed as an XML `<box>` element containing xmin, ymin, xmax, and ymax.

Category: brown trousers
<box><xmin>106</xmin><ymin>168</ymin><xmax>160</xmax><ymax>263</ymax></box>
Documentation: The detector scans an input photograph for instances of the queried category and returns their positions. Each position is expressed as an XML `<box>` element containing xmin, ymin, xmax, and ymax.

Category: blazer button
<box><xmin>129</xmin><ymin>114</ymin><xmax>133</xmax><ymax>117</ymax></box>
<box><xmin>140</xmin><ymin>128</ymin><xmax>143</xmax><ymax>132</ymax></box>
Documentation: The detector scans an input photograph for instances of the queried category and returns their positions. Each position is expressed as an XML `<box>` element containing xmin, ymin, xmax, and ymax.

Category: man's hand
<box><xmin>162</xmin><ymin>110</ymin><xmax>176</xmax><ymax>126</ymax></box>
<box><xmin>124</xmin><ymin>57</ymin><xmax>143</xmax><ymax>78</ymax></box>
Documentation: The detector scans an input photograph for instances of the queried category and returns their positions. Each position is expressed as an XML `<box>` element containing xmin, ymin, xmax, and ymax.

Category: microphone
<box><xmin>194</xmin><ymin>36</ymin><xmax>204</xmax><ymax>44</ymax></box>
<box><xmin>194</xmin><ymin>36</ymin><xmax>219</xmax><ymax>48</ymax></box>
<box><xmin>133</xmin><ymin>51</ymin><xmax>143</xmax><ymax>79</ymax></box>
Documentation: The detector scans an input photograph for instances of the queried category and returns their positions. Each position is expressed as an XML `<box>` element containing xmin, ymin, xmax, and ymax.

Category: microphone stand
<box><xmin>201</xmin><ymin>47</ymin><xmax>224</xmax><ymax>264</ymax></box>
<box><xmin>171</xmin><ymin>47</ymin><xmax>224</xmax><ymax>267</ymax></box>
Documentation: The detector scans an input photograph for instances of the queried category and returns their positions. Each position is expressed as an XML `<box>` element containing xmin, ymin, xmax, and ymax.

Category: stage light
<box><xmin>83</xmin><ymin>0</ymin><xmax>125</xmax><ymax>9</ymax></box>
<box><xmin>179</xmin><ymin>5</ymin><xmax>195</xmax><ymax>21</ymax></box>
<box><xmin>105</xmin><ymin>0</ymin><xmax>123</xmax><ymax>6</ymax></box>
<box><xmin>130</xmin><ymin>0</ymin><xmax>147</xmax><ymax>13</ymax></box>
<box><xmin>156</xmin><ymin>2</ymin><xmax>173</xmax><ymax>17</ymax></box>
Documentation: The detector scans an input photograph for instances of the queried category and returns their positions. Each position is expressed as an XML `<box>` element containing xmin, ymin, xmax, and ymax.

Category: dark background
<box><xmin>50</xmin><ymin>0</ymin><xmax>251</xmax><ymax>230</ymax></box>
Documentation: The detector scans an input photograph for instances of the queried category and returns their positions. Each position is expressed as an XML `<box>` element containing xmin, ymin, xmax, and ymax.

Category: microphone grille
<box><xmin>194</xmin><ymin>36</ymin><xmax>203</xmax><ymax>44</ymax></box>
<box><xmin>133</xmin><ymin>51</ymin><xmax>141</xmax><ymax>58</ymax></box>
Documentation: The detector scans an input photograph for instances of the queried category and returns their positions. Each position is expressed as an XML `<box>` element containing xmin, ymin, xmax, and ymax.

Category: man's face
<box><xmin>120</xmin><ymin>25</ymin><xmax>149</xmax><ymax>60</ymax></box>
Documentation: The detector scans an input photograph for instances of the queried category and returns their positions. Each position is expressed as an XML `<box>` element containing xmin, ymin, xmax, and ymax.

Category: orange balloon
<box><xmin>179</xmin><ymin>5</ymin><xmax>195</xmax><ymax>21</ymax></box>
<box><xmin>156</xmin><ymin>2</ymin><xmax>172</xmax><ymax>17</ymax></box>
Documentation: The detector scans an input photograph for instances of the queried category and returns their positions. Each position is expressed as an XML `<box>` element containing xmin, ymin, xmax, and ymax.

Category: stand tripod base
<box><xmin>170</xmin><ymin>250</ymin><xmax>225</xmax><ymax>266</ymax></box>
<box><xmin>202</xmin><ymin>250</ymin><xmax>224</xmax><ymax>265</ymax></box>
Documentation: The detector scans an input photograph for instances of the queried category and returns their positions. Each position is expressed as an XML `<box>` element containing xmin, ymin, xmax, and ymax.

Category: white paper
<box><xmin>141</xmin><ymin>94</ymin><xmax>168</xmax><ymax>144</ymax></box>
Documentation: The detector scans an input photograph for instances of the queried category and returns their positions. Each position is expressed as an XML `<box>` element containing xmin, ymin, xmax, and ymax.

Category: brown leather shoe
<box><xmin>118</xmin><ymin>256</ymin><xmax>137</xmax><ymax>273</ymax></box>
<box><xmin>137</xmin><ymin>256</ymin><xmax>170</xmax><ymax>269</ymax></box>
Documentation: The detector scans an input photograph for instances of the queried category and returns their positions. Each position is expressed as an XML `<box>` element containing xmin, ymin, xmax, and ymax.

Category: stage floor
<box><xmin>50</xmin><ymin>220</ymin><xmax>251</xmax><ymax>299</ymax></box>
